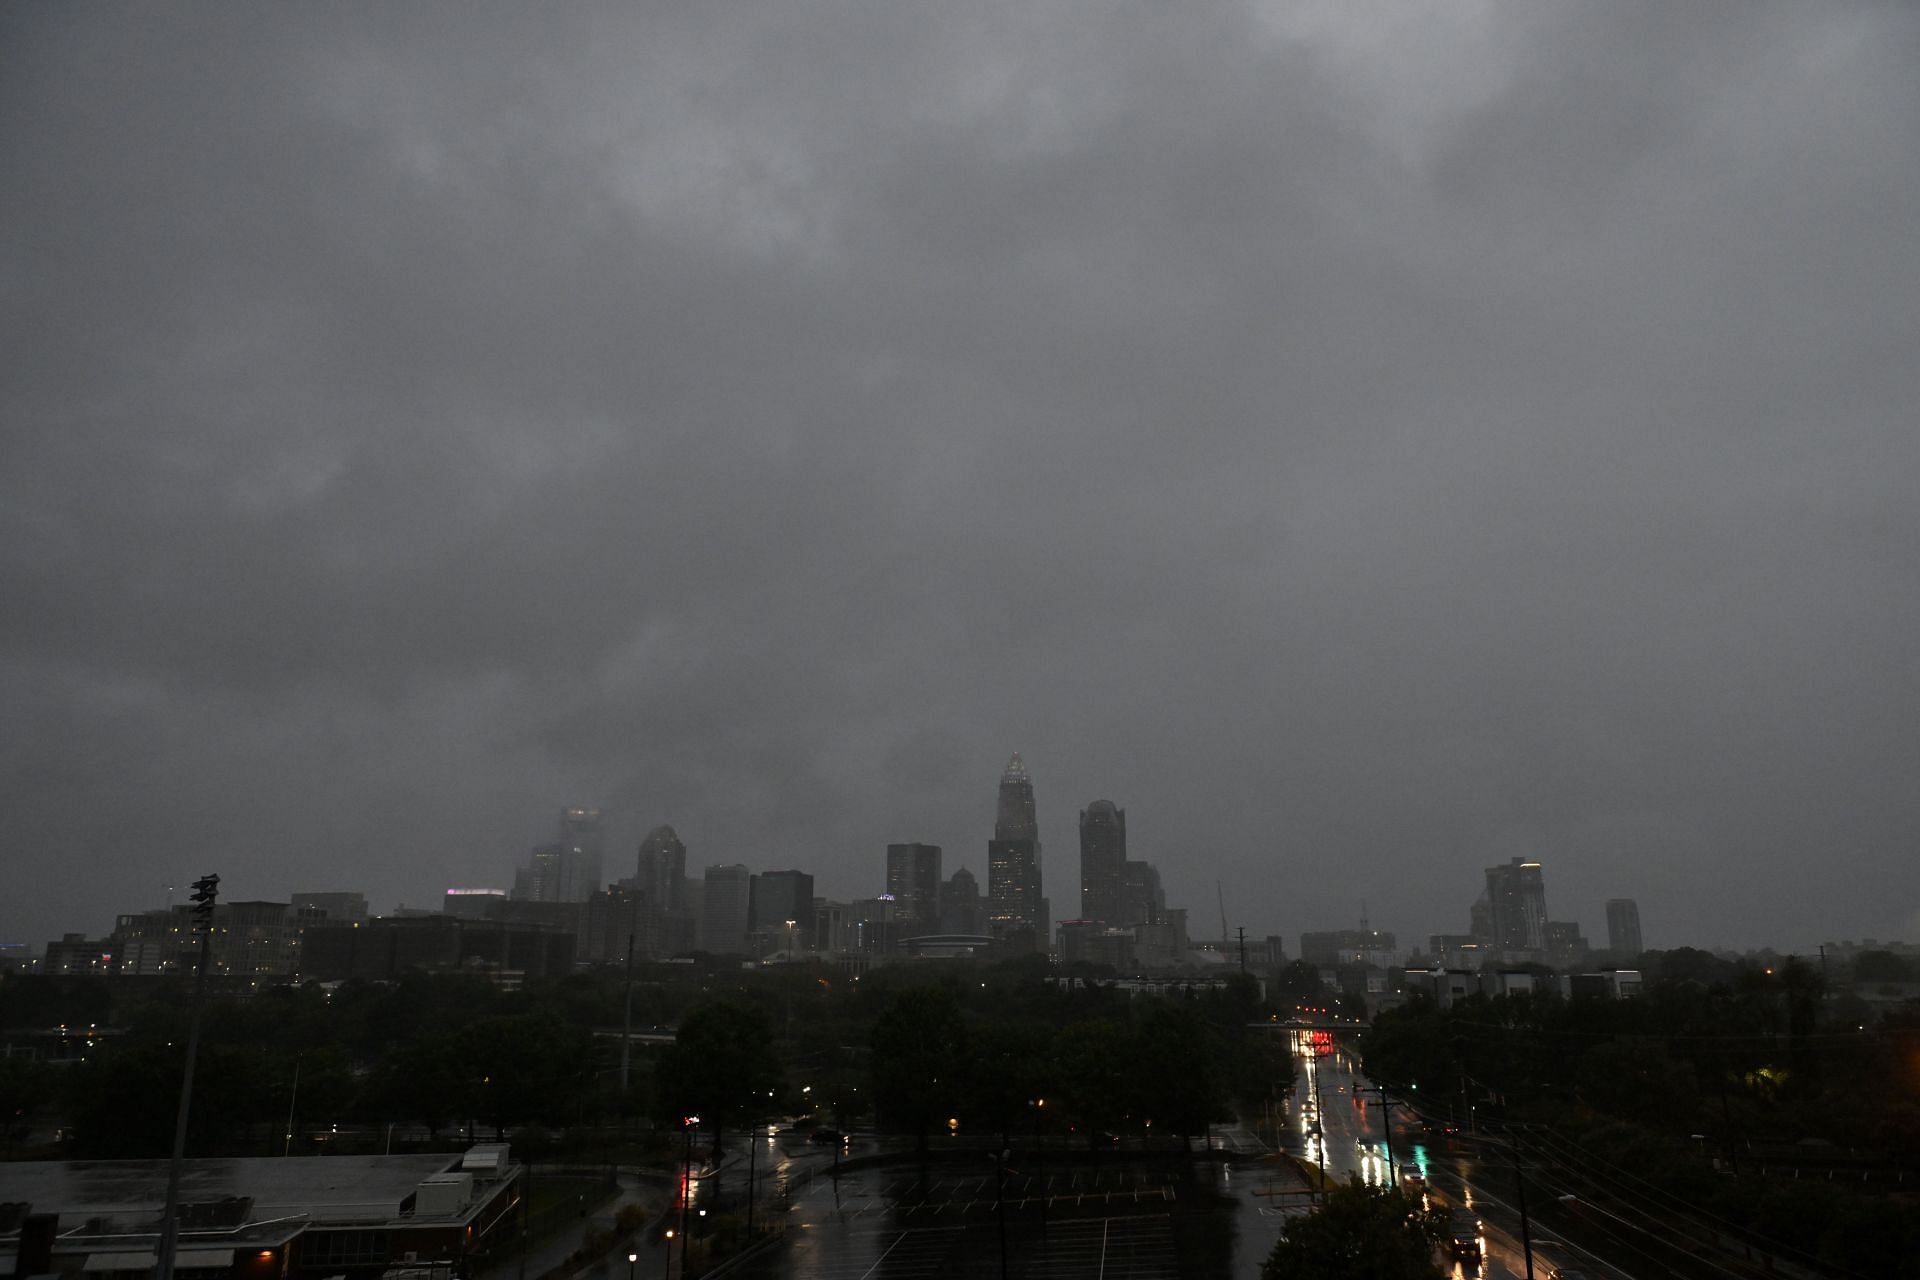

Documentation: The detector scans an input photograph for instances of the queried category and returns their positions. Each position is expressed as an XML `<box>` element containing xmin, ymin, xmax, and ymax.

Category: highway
<box><xmin>1286</xmin><ymin>1031</ymin><xmax>1639</xmax><ymax>1280</ymax></box>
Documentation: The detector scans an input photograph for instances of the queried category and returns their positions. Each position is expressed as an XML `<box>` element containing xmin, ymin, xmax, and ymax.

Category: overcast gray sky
<box><xmin>5</xmin><ymin>2</ymin><xmax>1917</xmax><ymax>956</ymax></box>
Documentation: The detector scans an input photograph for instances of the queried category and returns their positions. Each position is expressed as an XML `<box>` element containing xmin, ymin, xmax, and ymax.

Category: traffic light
<box><xmin>189</xmin><ymin>874</ymin><xmax>220</xmax><ymax>924</ymax></box>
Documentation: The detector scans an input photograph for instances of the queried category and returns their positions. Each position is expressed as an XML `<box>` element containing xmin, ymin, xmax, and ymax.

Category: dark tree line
<box><xmin>865</xmin><ymin>971</ymin><xmax>1292</xmax><ymax>1152</ymax></box>
<box><xmin>3</xmin><ymin>956</ymin><xmax>1296</xmax><ymax>1163</ymax></box>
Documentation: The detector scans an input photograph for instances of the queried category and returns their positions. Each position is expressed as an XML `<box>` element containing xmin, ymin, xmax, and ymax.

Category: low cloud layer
<box><xmin>5</xmin><ymin>2</ymin><xmax>1917</xmax><ymax>952</ymax></box>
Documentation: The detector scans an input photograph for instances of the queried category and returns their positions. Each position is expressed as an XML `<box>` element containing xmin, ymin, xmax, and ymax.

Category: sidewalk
<box><xmin>478</xmin><ymin>1172</ymin><xmax>671</xmax><ymax>1280</ymax></box>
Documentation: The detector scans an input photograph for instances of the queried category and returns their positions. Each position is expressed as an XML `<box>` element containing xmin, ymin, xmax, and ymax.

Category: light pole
<box><xmin>626</xmin><ymin>1249</ymin><xmax>637</xmax><ymax>1280</ymax></box>
<box><xmin>659</xmin><ymin>1231</ymin><xmax>673</xmax><ymax>1280</ymax></box>
<box><xmin>679</xmin><ymin>1116</ymin><xmax>698</xmax><ymax>1280</ymax></box>
<box><xmin>157</xmin><ymin>873</ymin><xmax>219</xmax><ymax>1280</ymax></box>
<box><xmin>1029</xmin><ymin>1098</ymin><xmax>1048</xmax><ymax>1237</ymax></box>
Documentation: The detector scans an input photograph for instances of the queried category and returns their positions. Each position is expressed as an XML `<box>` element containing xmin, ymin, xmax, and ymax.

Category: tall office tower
<box><xmin>885</xmin><ymin>843</ymin><xmax>943</xmax><ymax>928</ymax></box>
<box><xmin>701</xmin><ymin>864</ymin><xmax>753</xmax><ymax>955</ymax></box>
<box><xmin>557</xmin><ymin>806</ymin><xmax>605</xmax><ymax>898</ymax></box>
<box><xmin>994</xmin><ymin>752</ymin><xmax>1039</xmax><ymax>841</ymax></box>
<box><xmin>1484</xmin><ymin>858</ymin><xmax>1549</xmax><ymax>953</ymax></box>
<box><xmin>940</xmin><ymin>866</ymin><xmax>986</xmax><ymax>935</ymax></box>
<box><xmin>987</xmin><ymin>753</ymin><xmax>1043</xmax><ymax>941</ymax></box>
<box><xmin>749</xmin><ymin>869</ymin><xmax>816</xmax><ymax>951</ymax></box>
<box><xmin>1078</xmin><ymin>801</ymin><xmax>1127</xmax><ymax>924</ymax></box>
<box><xmin>513</xmin><ymin>808</ymin><xmax>605</xmax><ymax>903</ymax></box>
<box><xmin>1606</xmin><ymin>898</ymin><xmax>1643</xmax><ymax>956</ymax></box>
<box><xmin>1118</xmin><ymin>859</ymin><xmax>1164</xmax><ymax>926</ymax></box>
<box><xmin>514</xmin><ymin>845</ymin><xmax>566</xmax><ymax>902</ymax></box>
<box><xmin>636</xmin><ymin>824</ymin><xmax>688</xmax><ymax>915</ymax></box>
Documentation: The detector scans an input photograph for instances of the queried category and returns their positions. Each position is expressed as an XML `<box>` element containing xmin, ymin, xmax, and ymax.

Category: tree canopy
<box><xmin>1262</xmin><ymin>1180</ymin><xmax>1447</xmax><ymax>1280</ymax></box>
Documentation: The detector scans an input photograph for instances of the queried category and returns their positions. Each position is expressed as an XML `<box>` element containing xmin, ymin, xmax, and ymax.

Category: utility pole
<box><xmin>679</xmin><ymin>1117</ymin><xmax>697</xmax><ymax>1280</ymax></box>
<box><xmin>1508</xmin><ymin>1137</ymin><xmax>1536</xmax><ymax>1280</ymax></box>
<box><xmin>993</xmin><ymin>1148</ymin><xmax>1010</xmax><ymax>1280</ymax></box>
<box><xmin>620</xmin><ymin>931</ymin><xmax>636</xmax><ymax>1091</ymax></box>
<box><xmin>1359</xmin><ymin>1083</ymin><xmax>1407</xmax><ymax>1188</ymax></box>
<box><xmin>282</xmin><ymin>1057</ymin><xmax>301</xmax><ymax>1156</ymax></box>
<box><xmin>157</xmin><ymin>873</ymin><xmax>219</xmax><ymax>1280</ymax></box>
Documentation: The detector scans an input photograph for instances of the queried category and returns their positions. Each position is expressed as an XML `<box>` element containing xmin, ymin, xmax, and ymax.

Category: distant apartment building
<box><xmin>1057</xmin><ymin>919</ymin><xmax>1136</xmax><ymax>969</ymax></box>
<box><xmin>112</xmin><ymin>909</ymin><xmax>190</xmax><ymax>974</ymax></box>
<box><xmin>291</xmin><ymin>891</ymin><xmax>368</xmax><ymax>924</ymax></box>
<box><xmin>1133</xmin><ymin>907</ymin><xmax>1189</xmax><ymax>969</ymax></box>
<box><xmin>220</xmin><ymin>900</ymin><xmax>302</xmax><ymax>981</ymax></box>
<box><xmin>444</xmin><ymin>888</ymin><xmax>509</xmax><ymax>919</ymax></box>
<box><xmin>1427</xmin><ymin>934</ymin><xmax>1491</xmax><ymax>970</ymax></box>
<box><xmin>1404</xmin><ymin>967</ymin><xmax>1538</xmax><ymax>1008</ymax></box>
<box><xmin>42</xmin><ymin>934</ymin><xmax>116</xmax><ymax>976</ymax></box>
<box><xmin>301</xmin><ymin>916</ymin><xmax>574</xmax><ymax>983</ymax></box>
<box><xmin>108</xmin><ymin>901</ymin><xmax>301</xmax><ymax>982</ymax></box>
<box><xmin>1299</xmin><ymin>929</ymin><xmax>1398</xmax><ymax>967</ymax></box>
<box><xmin>1484</xmin><ymin>858</ymin><xmax>1549</xmax><ymax>954</ymax></box>
<box><xmin>1544</xmin><ymin>920</ymin><xmax>1590</xmax><ymax>967</ymax></box>
<box><xmin>1605</xmin><ymin>898</ymin><xmax>1643</xmax><ymax>956</ymax></box>
<box><xmin>1566</xmin><ymin>969</ymin><xmax>1643</xmax><ymax>999</ymax></box>
<box><xmin>701</xmin><ymin>864</ymin><xmax>752</xmax><ymax>955</ymax></box>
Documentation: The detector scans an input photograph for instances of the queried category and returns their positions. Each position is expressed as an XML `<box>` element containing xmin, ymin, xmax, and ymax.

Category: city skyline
<box><xmin>12</xmin><ymin>765</ymin><xmax>1694</xmax><ymax>961</ymax></box>
<box><xmin>2</xmin><ymin>748</ymin><xmax>1903</xmax><ymax>957</ymax></box>
<box><xmin>5</xmin><ymin>6</ymin><xmax>1918</xmax><ymax>956</ymax></box>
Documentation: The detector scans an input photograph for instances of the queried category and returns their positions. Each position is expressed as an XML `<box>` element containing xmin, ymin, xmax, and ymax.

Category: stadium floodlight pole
<box><xmin>156</xmin><ymin>873</ymin><xmax>219</xmax><ymax>1280</ymax></box>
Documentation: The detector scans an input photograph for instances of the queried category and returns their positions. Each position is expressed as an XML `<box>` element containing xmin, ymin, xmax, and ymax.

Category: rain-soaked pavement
<box><xmin>718</xmin><ymin>1143</ymin><xmax>1313</xmax><ymax>1280</ymax></box>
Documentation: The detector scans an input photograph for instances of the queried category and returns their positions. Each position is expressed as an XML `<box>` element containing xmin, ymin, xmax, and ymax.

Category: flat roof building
<box><xmin>0</xmin><ymin>1148</ymin><xmax>521</xmax><ymax>1280</ymax></box>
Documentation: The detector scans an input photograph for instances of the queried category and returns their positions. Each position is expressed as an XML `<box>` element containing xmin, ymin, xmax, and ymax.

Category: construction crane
<box><xmin>1217</xmin><ymin>880</ymin><xmax>1229</xmax><ymax>945</ymax></box>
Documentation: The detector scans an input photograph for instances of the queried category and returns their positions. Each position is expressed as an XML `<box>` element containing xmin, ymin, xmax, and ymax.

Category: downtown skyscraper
<box><xmin>1078</xmin><ymin>800</ymin><xmax>1126</xmax><ymax>924</ymax></box>
<box><xmin>885</xmin><ymin>842</ymin><xmax>943</xmax><ymax>930</ymax></box>
<box><xmin>987</xmin><ymin>753</ymin><xmax>1045</xmax><ymax>946</ymax></box>
<box><xmin>1484</xmin><ymin>857</ymin><xmax>1549</xmax><ymax>954</ymax></box>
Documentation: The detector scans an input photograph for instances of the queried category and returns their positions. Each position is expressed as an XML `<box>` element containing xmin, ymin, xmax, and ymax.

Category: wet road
<box><xmin>719</xmin><ymin>1136</ymin><xmax>1309</xmax><ymax>1280</ymax></box>
<box><xmin>1284</xmin><ymin>1033</ymin><xmax>1639</xmax><ymax>1280</ymax></box>
<box><xmin>653</xmin><ymin>1037</ymin><xmax>1665</xmax><ymax>1280</ymax></box>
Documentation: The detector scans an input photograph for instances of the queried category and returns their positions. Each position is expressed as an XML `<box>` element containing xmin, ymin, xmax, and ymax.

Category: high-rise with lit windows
<box><xmin>987</xmin><ymin>753</ymin><xmax>1044</xmax><ymax>942</ymax></box>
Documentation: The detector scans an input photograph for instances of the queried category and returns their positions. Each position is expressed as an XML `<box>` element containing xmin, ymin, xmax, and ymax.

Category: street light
<box><xmin>679</xmin><ymin>1117</ymin><xmax>699</xmax><ymax>1280</ymax></box>
<box><xmin>660</xmin><ymin>1231</ymin><xmax>673</xmax><ymax>1280</ymax></box>
<box><xmin>627</xmin><ymin>1249</ymin><xmax>638</xmax><ymax>1280</ymax></box>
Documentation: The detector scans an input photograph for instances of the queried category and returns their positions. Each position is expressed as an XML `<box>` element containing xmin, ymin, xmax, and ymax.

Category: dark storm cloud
<box><xmin>4</xmin><ymin>1</ymin><xmax>1917</xmax><ymax>951</ymax></box>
